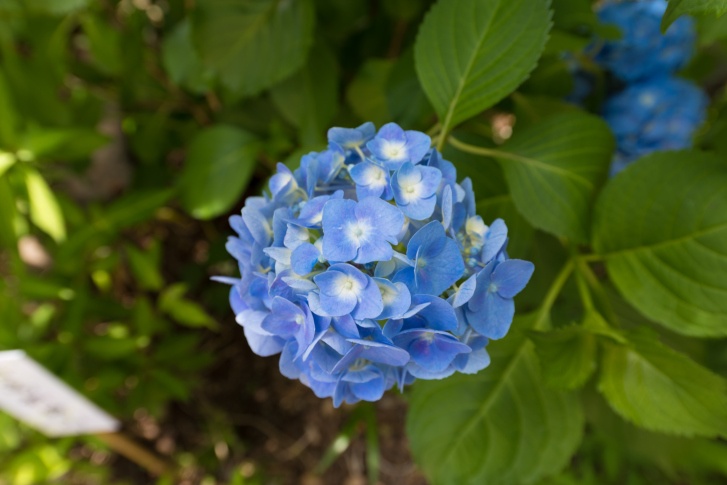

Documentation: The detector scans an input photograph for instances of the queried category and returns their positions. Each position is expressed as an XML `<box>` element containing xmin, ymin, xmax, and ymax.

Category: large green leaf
<box><xmin>270</xmin><ymin>42</ymin><xmax>338</xmax><ymax>146</ymax></box>
<box><xmin>192</xmin><ymin>0</ymin><xmax>314</xmax><ymax>96</ymax></box>
<box><xmin>23</xmin><ymin>167</ymin><xmax>66</xmax><ymax>242</ymax></box>
<box><xmin>179</xmin><ymin>125</ymin><xmax>258</xmax><ymax>220</ymax></box>
<box><xmin>663</xmin><ymin>0</ymin><xmax>727</xmax><ymax>30</ymax></box>
<box><xmin>592</xmin><ymin>151</ymin><xmax>727</xmax><ymax>337</ymax></box>
<box><xmin>162</xmin><ymin>19</ymin><xmax>214</xmax><ymax>94</ymax></box>
<box><xmin>407</xmin><ymin>317</ymin><xmax>583</xmax><ymax>485</ymax></box>
<box><xmin>599</xmin><ymin>329</ymin><xmax>727</xmax><ymax>437</ymax></box>
<box><xmin>494</xmin><ymin>112</ymin><xmax>614</xmax><ymax>242</ymax></box>
<box><xmin>414</xmin><ymin>0</ymin><xmax>552</xmax><ymax>137</ymax></box>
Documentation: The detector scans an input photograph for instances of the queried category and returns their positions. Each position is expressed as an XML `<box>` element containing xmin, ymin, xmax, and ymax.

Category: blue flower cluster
<box><xmin>595</xmin><ymin>0</ymin><xmax>694</xmax><ymax>82</ymax></box>
<box><xmin>593</xmin><ymin>0</ymin><xmax>707</xmax><ymax>174</ymax></box>
<box><xmin>216</xmin><ymin>122</ymin><xmax>534</xmax><ymax>407</ymax></box>
<box><xmin>604</xmin><ymin>77</ymin><xmax>708</xmax><ymax>174</ymax></box>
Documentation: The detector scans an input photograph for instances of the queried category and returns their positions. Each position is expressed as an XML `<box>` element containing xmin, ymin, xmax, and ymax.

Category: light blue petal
<box><xmin>321</xmin><ymin>198</ymin><xmax>359</xmax><ymax>262</ymax></box>
<box><xmin>493</xmin><ymin>259</ymin><xmax>535</xmax><ymax>298</ymax></box>
<box><xmin>291</xmin><ymin>243</ymin><xmax>320</xmax><ymax>275</ymax></box>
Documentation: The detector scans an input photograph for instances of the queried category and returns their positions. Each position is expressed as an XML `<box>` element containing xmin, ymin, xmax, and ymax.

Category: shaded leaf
<box><xmin>407</xmin><ymin>316</ymin><xmax>583</xmax><ymax>485</ymax></box>
<box><xmin>592</xmin><ymin>151</ymin><xmax>727</xmax><ymax>337</ymax></box>
<box><xmin>192</xmin><ymin>0</ymin><xmax>315</xmax><ymax>96</ymax></box>
<box><xmin>414</xmin><ymin>0</ymin><xmax>552</xmax><ymax>135</ymax></box>
<box><xmin>663</xmin><ymin>0</ymin><xmax>727</xmax><ymax>31</ymax></box>
<box><xmin>179</xmin><ymin>125</ymin><xmax>258</xmax><ymax>220</ymax></box>
<box><xmin>495</xmin><ymin>112</ymin><xmax>614</xmax><ymax>242</ymax></box>
<box><xmin>599</xmin><ymin>329</ymin><xmax>727</xmax><ymax>437</ymax></box>
<box><xmin>270</xmin><ymin>42</ymin><xmax>339</xmax><ymax>146</ymax></box>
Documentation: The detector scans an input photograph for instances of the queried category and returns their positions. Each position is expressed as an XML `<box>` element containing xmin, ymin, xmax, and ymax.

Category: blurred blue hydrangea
<box><xmin>215</xmin><ymin>122</ymin><xmax>534</xmax><ymax>407</ymax></box>
<box><xmin>604</xmin><ymin>77</ymin><xmax>707</xmax><ymax>174</ymax></box>
<box><xmin>595</xmin><ymin>0</ymin><xmax>695</xmax><ymax>82</ymax></box>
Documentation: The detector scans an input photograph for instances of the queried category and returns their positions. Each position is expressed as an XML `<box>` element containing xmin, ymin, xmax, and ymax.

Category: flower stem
<box><xmin>532</xmin><ymin>259</ymin><xmax>574</xmax><ymax>331</ymax></box>
<box><xmin>447</xmin><ymin>135</ymin><xmax>524</xmax><ymax>163</ymax></box>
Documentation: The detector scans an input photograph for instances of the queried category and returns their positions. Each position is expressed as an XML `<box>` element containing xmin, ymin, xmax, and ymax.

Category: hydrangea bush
<box><xmin>217</xmin><ymin>123</ymin><xmax>533</xmax><ymax>406</ymax></box>
<box><xmin>570</xmin><ymin>0</ymin><xmax>708</xmax><ymax>173</ymax></box>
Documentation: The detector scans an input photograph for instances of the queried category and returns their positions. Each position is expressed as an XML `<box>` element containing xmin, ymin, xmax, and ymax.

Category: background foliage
<box><xmin>1</xmin><ymin>0</ymin><xmax>727</xmax><ymax>484</ymax></box>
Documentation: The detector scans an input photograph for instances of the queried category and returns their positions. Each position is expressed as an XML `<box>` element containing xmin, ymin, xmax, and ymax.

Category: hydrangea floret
<box><xmin>603</xmin><ymin>77</ymin><xmax>707</xmax><ymax>174</ymax></box>
<box><xmin>595</xmin><ymin>0</ymin><xmax>695</xmax><ymax>82</ymax></box>
<box><xmin>216</xmin><ymin>122</ymin><xmax>534</xmax><ymax>407</ymax></box>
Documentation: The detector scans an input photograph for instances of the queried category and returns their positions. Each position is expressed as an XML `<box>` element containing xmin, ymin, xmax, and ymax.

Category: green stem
<box><xmin>575</xmin><ymin>269</ymin><xmax>595</xmax><ymax>313</ymax></box>
<box><xmin>578</xmin><ymin>253</ymin><xmax>603</xmax><ymax>263</ymax></box>
<box><xmin>532</xmin><ymin>259</ymin><xmax>574</xmax><ymax>331</ymax></box>
<box><xmin>447</xmin><ymin>135</ymin><xmax>521</xmax><ymax>162</ymax></box>
<box><xmin>576</xmin><ymin>259</ymin><xmax>620</xmax><ymax>326</ymax></box>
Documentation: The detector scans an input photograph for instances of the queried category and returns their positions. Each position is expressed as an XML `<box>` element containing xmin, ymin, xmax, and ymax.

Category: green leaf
<box><xmin>191</xmin><ymin>0</ymin><xmax>315</xmax><ymax>96</ymax></box>
<box><xmin>20</xmin><ymin>127</ymin><xmax>107</xmax><ymax>161</ymax></box>
<box><xmin>0</xmin><ymin>151</ymin><xmax>15</xmax><ymax>178</ymax></box>
<box><xmin>80</xmin><ymin>13</ymin><xmax>123</xmax><ymax>76</ymax></box>
<box><xmin>599</xmin><ymin>329</ymin><xmax>727</xmax><ymax>437</ymax></box>
<box><xmin>346</xmin><ymin>58</ymin><xmax>394</xmax><ymax>126</ymax></box>
<box><xmin>179</xmin><ymin>125</ymin><xmax>258</xmax><ymax>220</ymax></box>
<box><xmin>407</xmin><ymin>316</ymin><xmax>583</xmax><ymax>485</ymax></box>
<box><xmin>414</xmin><ymin>0</ymin><xmax>552</xmax><ymax>139</ymax></box>
<box><xmin>23</xmin><ymin>0</ymin><xmax>88</xmax><ymax>15</ymax></box>
<box><xmin>663</xmin><ymin>0</ymin><xmax>727</xmax><ymax>31</ymax></box>
<box><xmin>0</xmin><ymin>176</ymin><xmax>17</xmax><ymax>249</ymax></box>
<box><xmin>529</xmin><ymin>314</ymin><xmax>599</xmax><ymax>390</ymax></box>
<box><xmin>592</xmin><ymin>151</ymin><xmax>727</xmax><ymax>337</ymax></box>
<box><xmin>125</xmin><ymin>242</ymin><xmax>164</xmax><ymax>291</ymax></box>
<box><xmin>270</xmin><ymin>42</ymin><xmax>339</xmax><ymax>146</ymax></box>
<box><xmin>159</xmin><ymin>283</ymin><xmax>218</xmax><ymax>330</ymax></box>
<box><xmin>162</xmin><ymin>19</ymin><xmax>214</xmax><ymax>94</ymax></box>
<box><xmin>495</xmin><ymin>112</ymin><xmax>614</xmax><ymax>242</ymax></box>
<box><xmin>23</xmin><ymin>167</ymin><xmax>66</xmax><ymax>242</ymax></box>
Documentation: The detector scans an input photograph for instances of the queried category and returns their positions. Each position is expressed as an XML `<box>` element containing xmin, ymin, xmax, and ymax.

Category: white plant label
<box><xmin>0</xmin><ymin>350</ymin><xmax>119</xmax><ymax>437</ymax></box>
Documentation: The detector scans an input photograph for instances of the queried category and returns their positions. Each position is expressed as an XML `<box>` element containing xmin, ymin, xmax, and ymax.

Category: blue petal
<box><xmin>492</xmin><ymin>259</ymin><xmax>535</xmax><ymax>298</ymax></box>
<box><xmin>291</xmin><ymin>242</ymin><xmax>320</xmax><ymax>275</ymax></box>
<box><xmin>321</xmin><ymin>198</ymin><xmax>359</xmax><ymax>262</ymax></box>
<box><xmin>450</xmin><ymin>273</ymin><xmax>477</xmax><ymax>308</ymax></box>
<box><xmin>328</xmin><ymin>122</ymin><xmax>376</xmax><ymax>149</ymax></box>
<box><xmin>466</xmin><ymin>292</ymin><xmax>515</xmax><ymax>339</ymax></box>
<box><xmin>393</xmin><ymin>330</ymin><xmax>470</xmax><ymax>372</ymax></box>
<box><xmin>405</xmin><ymin>295</ymin><xmax>458</xmax><ymax>331</ymax></box>
<box><xmin>350</xmin><ymin>161</ymin><xmax>389</xmax><ymax>199</ymax></box>
<box><xmin>374</xmin><ymin>278</ymin><xmax>412</xmax><ymax>319</ymax></box>
<box><xmin>481</xmin><ymin>218</ymin><xmax>509</xmax><ymax>263</ymax></box>
<box><xmin>241</xmin><ymin>207</ymin><xmax>271</xmax><ymax>246</ymax></box>
<box><xmin>453</xmin><ymin>346</ymin><xmax>491</xmax><ymax>374</ymax></box>
<box><xmin>352</xmin><ymin>276</ymin><xmax>384</xmax><ymax>319</ymax></box>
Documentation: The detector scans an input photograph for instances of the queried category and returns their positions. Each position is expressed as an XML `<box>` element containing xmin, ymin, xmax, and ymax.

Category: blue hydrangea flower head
<box><xmin>595</xmin><ymin>0</ymin><xmax>695</xmax><ymax>82</ymax></box>
<box><xmin>216</xmin><ymin>122</ymin><xmax>534</xmax><ymax>406</ymax></box>
<box><xmin>603</xmin><ymin>76</ymin><xmax>707</xmax><ymax>174</ymax></box>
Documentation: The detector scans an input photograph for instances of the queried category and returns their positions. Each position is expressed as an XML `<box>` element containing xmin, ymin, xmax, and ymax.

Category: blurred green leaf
<box><xmin>414</xmin><ymin>0</ymin><xmax>552</xmax><ymax>138</ymax></box>
<box><xmin>23</xmin><ymin>167</ymin><xmax>66</xmax><ymax>242</ymax></box>
<box><xmin>593</xmin><ymin>151</ymin><xmax>727</xmax><ymax>337</ymax></box>
<box><xmin>0</xmin><ymin>176</ymin><xmax>17</xmax><ymax>248</ymax></box>
<box><xmin>159</xmin><ymin>283</ymin><xmax>218</xmax><ymax>330</ymax></box>
<box><xmin>162</xmin><ymin>19</ymin><xmax>214</xmax><ymax>94</ymax></box>
<box><xmin>179</xmin><ymin>124</ymin><xmax>258</xmax><ymax>220</ymax></box>
<box><xmin>346</xmin><ymin>58</ymin><xmax>394</xmax><ymax>126</ymax></box>
<box><xmin>386</xmin><ymin>49</ymin><xmax>434</xmax><ymax>129</ymax></box>
<box><xmin>0</xmin><ymin>151</ymin><xmax>15</xmax><ymax>178</ymax></box>
<box><xmin>270</xmin><ymin>41</ymin><xmax>339</xmax><ymax>146</ymax></box>
<box><xmin>23</xmin><ymin>0</ymin><xmax>89</xmax><ymax>15</ymax></box>
<box><xmin>192</xmin><ymin>0</ymin><xmax>315</xmax><ymax>96</ymax></box>
<box><xmin>20</xmin><ymin>127</ymin><xmax>107</xmax><ymax>161</ymax></box>
<box><xmin>125</xmin><ymin>242</ymin><xmax>164</xmax><ymax>291</ymax></box>
<box><xmin>663</xmin><ymin>0</ymin><xmax>727</xmax><ymax>31</ymax></box>
<box><xmin>0</xmin><ymin>70</ymin><xmax>20</xmax><ymax>147</ymax></box>
<box><xmin>407</xmin><ymin>316</ymin><xmax>583</xmax><ymax>485</ymax></box>
<box><xmin>599</xmin><ymin>329</ymin><xmax>727</xmax><ymax>437</ymax></box>
<box><xmin>83</xmin><ymin>336</ymin><xmax>139</xmax><ymax>360</ymax></box>
<box><xmin>80</xmin><ymin>13</ymin><xmax>122</xmax><ymax>76</ymax></box>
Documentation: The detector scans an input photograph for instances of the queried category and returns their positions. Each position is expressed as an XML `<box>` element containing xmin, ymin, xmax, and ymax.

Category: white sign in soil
<box><xmin>0</xmin><ymin>350</ymin><xmax>119</xmax><ymax>437</ymax></box>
